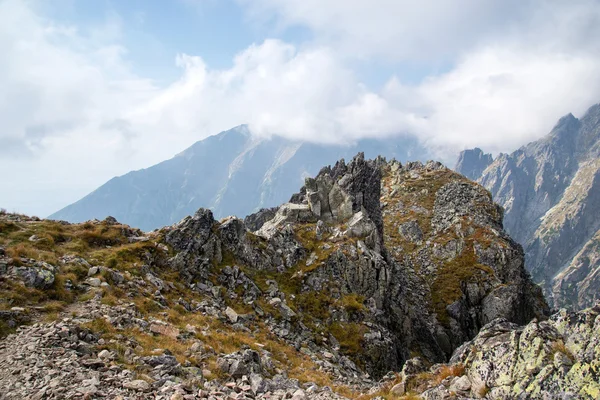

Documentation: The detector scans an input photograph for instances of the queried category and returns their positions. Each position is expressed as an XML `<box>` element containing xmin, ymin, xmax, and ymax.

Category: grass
<box><xmin>328</xmin><ymin>322</ymin><xmax>367</xmax><ymax>357</ymax></box>
<box><xmin>0</xmin><ymin>320</ymin><xmax>15</xmax><ymax>337</ymax></box>
<box><xmin>551</xmin><ymin>340</ymin><xmax>575</xmax><ymax>362</ymax></box>
<box><xmin>0</xmin><ymin>216</ymin><xmax>172</xmax><ymax>332</ymax></box>
<box><xmin>432</xmin><ymin>364</ymin><xmax>465</xmax><ymax>385</ymax></box>
<box><xmin>430</xmin><ymin>240</ymin><xmax>495</xmax><ymax>326</ymax></box>
<box><xmin>83</xmin><ymin>317</ymin><xmax>117</xmax><ymax>336</ymax></box>
<box><xmin>336</xmin><ymin>293</ymin><xmax>366</xmax><ymax>314</ymax></box>
<box><xmin>295</xmin><ymin>291</ymin><xmax>333</xmax><ymax>320</ymax></box>
<box><xmin>476</xmin><ymin>384</ymin><xmax>490</xmax><ymax>398</ymax></box>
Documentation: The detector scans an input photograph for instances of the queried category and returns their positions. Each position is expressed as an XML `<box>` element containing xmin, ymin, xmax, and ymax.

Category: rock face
<box><xmin>411</xmin><ymin>302</ymin><xmax>600</xmax><ymax>399</ymax></box>
<box><xmin>454</xmin><ymin>148</ymin><xmax>493</xmax><ymax>181</ymax></box>
<box><xmin>456</xmin><ymin>103</ymin><xmax>600</xmax><ymax>309</ymax></box>
<box><xmin>49</xmin><ymin>126</ymin><xmax>430</xmax><ymax>231</ymax></box>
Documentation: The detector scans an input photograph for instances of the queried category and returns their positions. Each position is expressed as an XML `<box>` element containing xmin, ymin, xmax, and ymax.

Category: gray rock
<box><xmin>225</xmin><ymin>307</ymin><xmax>238</xmax><ymax>323</ymax></box>
<box><xmin>86</xmin><ymin>277</ymin><xmax>102</xmax><ymax>287</ymax></box>
<box><xmin>123</xmin><ymin>380</ymin><xmax>150</xmax><ymax>391</ymax></box>
<box><xmin>250</xmin><ymin>373</ymin><xmax>268</xmax><ymax>394</ymax></box>
<box><xmin>455</xmin><ymin>148</ymin><xmax>493</xmax><ymax>181</ymax></box>
<box><xmin>291</xmin><ymin>388</ymin><xmax>307</xmax><ymax>400</ymax></box>
<box><xmin>16</xmin><ymin>266</ymin><xmax>55</xmax><ymax>289</ymax></box>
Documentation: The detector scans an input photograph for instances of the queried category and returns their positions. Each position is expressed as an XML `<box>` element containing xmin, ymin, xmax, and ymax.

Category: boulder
<box><xmin>16</xmin><ymin>266</ymin><xmax>55</xmax><ymax>289</ymax></box>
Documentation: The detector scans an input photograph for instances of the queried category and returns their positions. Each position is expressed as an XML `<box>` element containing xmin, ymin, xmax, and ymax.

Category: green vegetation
<box><xmin>328</xmin><ymin>322</ymin><xmax>367</xmax><ymax>357</ymax></box>
<box><xmin>430</xmin><ymin>240</ymin><xmax>495</xmax><ymax>325</ymax></box>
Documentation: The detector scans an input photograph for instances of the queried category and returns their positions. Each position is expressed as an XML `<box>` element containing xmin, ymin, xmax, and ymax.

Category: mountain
<box><xmin>49</xmin><ymin>126</ymin><xmax>430</xmax><ymax>231</ymax></box>
<box><xmin>1</xmin><ymin>154</ymin><xmax>557</xmax><ymax>399</ymax></box>
<box><xmin>454</xmin><ymin>147</ymin><xmax>493</xmax><ymax>181</ymax></box>
<box><xmin>456</xmin><ymin>103</ymin><xmax>600</xmax><ymax>310</ymax></box>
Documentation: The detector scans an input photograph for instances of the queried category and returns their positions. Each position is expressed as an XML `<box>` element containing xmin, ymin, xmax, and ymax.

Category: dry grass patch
<box><xmin>551</xmin><ymin>340</ymin><xmax>575</xmax><ymax>361</ymax></box>
<box><xmin>430</xmin><ymin>241</ymin><xmax>495</xmax><ymax>326</ymax></box>
<box><xmin>433</xmin><ymin>364</ymin><xmax>465</xmax><ymax>385</ymax></box>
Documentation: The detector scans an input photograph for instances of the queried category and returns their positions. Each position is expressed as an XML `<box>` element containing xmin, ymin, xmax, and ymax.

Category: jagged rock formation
<box><xmin>456</xmin><ymin>103</ymin><xmax>600</xmax><ymax>309</ymax></box>
<box><xmin>164</xmin><ymin>153</ymin><xmax>547</xmax><ymax>379</ymax></box>
<box><xmin>49</xmin><ymin>126</ymin><xmax>429</xmax><ymax>231</ymax></box>
<box><xmin>391</xmin><ymin>302</ymin><xmax>600</xmax><ymax>399</ymax></box>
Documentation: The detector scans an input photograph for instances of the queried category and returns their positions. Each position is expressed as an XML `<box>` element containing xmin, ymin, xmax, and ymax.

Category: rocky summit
<box><xmin>456</xmin><ymin>103</ymin><xmax>600</xmax><ymax>310</ymax></box>
<box><xmin>2</xmin><ymin>153</ymin><xmax>597</xmax><ymax>399</ymax></box>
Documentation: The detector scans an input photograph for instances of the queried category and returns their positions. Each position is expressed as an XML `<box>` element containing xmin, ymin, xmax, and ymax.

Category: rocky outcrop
<box><xmin>456</xmin><ymin>103</ymin><xmax>600</xmax><ymax>309</ymax></box>
<box><xmin>0</xmin><ymin>298</ymin><xmax>346</xmax><ymax>400</ymax></box>
<box><xmin>169</xmin><ymin>153</ymin><xmax>547</xmax><ymax>379</ymax></box>
<box><xmin>380</xmin><ymin>159</ymin><xmax>547</xmax><ymax>357</ymax></box>
<box><xmin>405</xmin><ymin>302</ymin><xmax>600</xmax><ymax>399</ymax></box>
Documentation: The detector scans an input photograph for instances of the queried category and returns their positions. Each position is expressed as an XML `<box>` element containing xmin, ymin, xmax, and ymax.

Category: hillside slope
<box><xmin>456</xmin><ymin>103</ymin><xmax>600</xmax><ymax>309</ymax></box>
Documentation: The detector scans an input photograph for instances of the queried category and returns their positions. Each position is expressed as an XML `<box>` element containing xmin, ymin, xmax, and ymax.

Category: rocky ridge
<box><xmin>49</xmin><ymin>126</ymin><xmax>429</xmax><ymax>231</ymax></box>
<box><xmin>381</xmin><ymin>302</ymin><xmax>600</xmax><ymax>399</ymax></box>
<box><xmin>456</xmin><ymin>103</ymin><xmax>600</xmax><ymax>309</ymax></box>
<box><xmin>1</xmin><ymin>153</ymin><xmax>556</xmax><ymax>399</ymax></box>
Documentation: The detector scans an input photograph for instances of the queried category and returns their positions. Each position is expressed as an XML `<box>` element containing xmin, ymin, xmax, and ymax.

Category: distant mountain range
<box><xmin>49</xmin><ymin>126</ymin><xmax>430</xmax><ymax>231</ymax></box>
<box><xmin>456</xmin><ymin>103</ymin><xmax>600</xmax><ymax>309</ymax></box>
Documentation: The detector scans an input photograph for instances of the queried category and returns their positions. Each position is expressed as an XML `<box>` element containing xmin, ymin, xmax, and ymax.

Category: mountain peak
<box><xmin>454</xmin><ymin>147</ymin><xmax>494</xmax><ymax>181</ymax></box>
<box><xmin>464</xmin><ymin>102</ymin><xmax>600</xmax><ymax>310</ymax></box>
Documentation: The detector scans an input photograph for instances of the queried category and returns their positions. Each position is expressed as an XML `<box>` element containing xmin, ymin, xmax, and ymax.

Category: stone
<box><xmin>225</xmin><ymin>307</ymin><xmax>239</xmax><ymax>323</ymax></box>
<box><xmin>149</xmin><ymin>322</ymin><xmax>180</xmax><ymax>339</ymax></box>
<box><xmin>98</xmin><ymin>349</ymin><xmax>112</xmax><ymax>360</ymax></box>
<box><xmin>389</xmin><ymin>383</ymin><xmax>405</xmax><ymax>396</ymax></box>
<box><xmin>123</xmin><ymin>380</ymin><xmax>150</xmax><ymax>391</ymax></box>
<box><xmin>291</xmin><ymin>388</ymin><xmax>307</xmax><ymax>400</ymax></box>
<box><xmin>16</xmin><ymin>267</ymin><xmax>55</xmax><ymax>289</ymax></box>
<box><xmin>449</xmin><ymin>375</ymin><xmax>471</xmax><ymax>392</ymax></box>
<box><xmin>250</xmin><ymin>373</ymin><xmax>268</xmax><ymax>394</ymax></box>
<box><xmin>279</xmin><ymin>303</ymin><xmax>296</xmax><ymax>321</ymax></box>
<box><xmin>86</xmin><ymin>277</ymin><xmax>102</xmax><ymax>287</ymax></box>
<box><xmin>190</xmin><ymin>342</ymin><xmax>202</xmax><ymax>353</ymax></box>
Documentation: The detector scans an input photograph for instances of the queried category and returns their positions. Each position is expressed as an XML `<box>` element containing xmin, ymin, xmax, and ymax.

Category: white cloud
<box><xmin>2</xmin><ymin>0</ymin><xmax>600</xmax><ymax>217</ymax></box>
<box><xmin>239</xmin><ymin>0</ymin><xmax>536</xmax><ymax>62</ymax></box>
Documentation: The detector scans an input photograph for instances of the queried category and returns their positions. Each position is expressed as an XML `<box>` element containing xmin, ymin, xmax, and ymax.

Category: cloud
<box><xmin>239</xmin><ymin>0</ymin><xmax>536</xmax><ymax>62</ymax></box>
<box><xmin>237</xmin><ymin>0</ymin><xmax>600</xmax><ymax>153</ymax></box>
<box><xmin>2</xmin><ymin>0</ymin><xmax>600</xmax><ymax>217</ymax></box>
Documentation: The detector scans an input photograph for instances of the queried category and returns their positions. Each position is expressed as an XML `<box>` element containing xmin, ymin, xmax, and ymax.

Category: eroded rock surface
<box><xmin>409</xmin><ymin>302</ymin><xmax>600</xmax><ymax>399</ymax></box>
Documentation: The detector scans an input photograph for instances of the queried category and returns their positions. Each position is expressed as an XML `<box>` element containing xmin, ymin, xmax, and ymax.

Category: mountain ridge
<box><xmin>456</xmin><ymin>102</ymin><xmax>600</xmax><ymax>310</ymax></box>
<box><xmin>49</xmin><ymin>126</ymin><xmax>430</xmax><ymax>231</ymax></box>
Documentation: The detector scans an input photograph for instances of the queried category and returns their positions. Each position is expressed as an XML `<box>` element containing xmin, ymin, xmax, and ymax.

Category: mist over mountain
<box><xmin>457</xmin><ymin>103</ymin><xmax>600</xmax><ymax>309</ymax></box>
<box><xmin>49</xmin><ymin>126</ymin><xmax>430</xmax><ymax>231</ymax></box>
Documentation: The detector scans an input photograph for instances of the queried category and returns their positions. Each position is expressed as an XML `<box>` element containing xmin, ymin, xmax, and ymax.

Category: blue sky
<box><xmin>38</xmin><ymin>0</ymin><xmax>445</xmax><ymax>89</ymax></box>
<box><xmin>2</xmin><ymin>0</ymin><xmax>600</xmax><ymax>217</ymax></box>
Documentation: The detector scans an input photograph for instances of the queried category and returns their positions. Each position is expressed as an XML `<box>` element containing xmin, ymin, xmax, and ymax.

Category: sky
<box><xmin>2</xmin><ymin>0</ymin><xmax>600</xmax><ymax>217</ymax></box>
